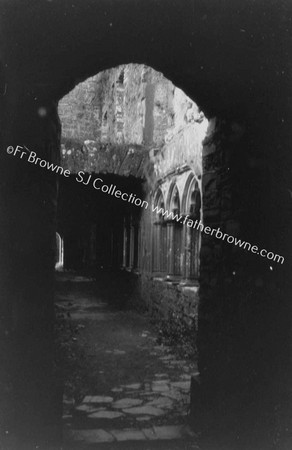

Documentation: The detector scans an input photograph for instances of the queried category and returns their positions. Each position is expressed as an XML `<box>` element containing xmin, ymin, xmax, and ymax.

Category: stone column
<box><xmin>129</xmin><ymin>217</ymin><xmax>135</xmax><ymax>270</ymax></box>
<box><xmin>152</xmin><ymin>220</ymin><xmax>160</xmax><ymax>272</ymax></box>
<box><xmin>182</xmin><ymin>226</ymin><xmax>200</xmax><ymax>285</ymax></box>
<box><xmin>166</xmin><ymin>221</ymin><xmax>175</xmax><ymax>278</ymax></box>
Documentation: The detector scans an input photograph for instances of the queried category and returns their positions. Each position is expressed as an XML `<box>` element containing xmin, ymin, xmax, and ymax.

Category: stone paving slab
<box><xmin>113</xmin><ymin>398</ymin><xmax>143</xmax><ymax>409</ymax></box>
<box><xmin>151</xmin><ymin>381</ymin><xmax>170</xmax><ymax>392</ymax></box>
<box><xmin>152</xmin><ymin>380</ymin><xmax>170</xmax><ymax>386</ymax></box>
<box><xmin>110</xmin><ymin>429</ymin><xmax>146</xmax><ymax>441</ymax></box>
<box><xmin>83</xmin><ymin>395</ymin><xmax>113</xmax><ymax>404</ymax></box>
<box><xmin>122</xmin><ymin>405</ymin><xmax>166</xmax><ymax>416</ymax></box>
<box><xmin>88</xmin><ymin>411</ymin><xmax>124</xmax><ymax>419</ymax></box>
<box><xmin>146</xmin><ymin>396</ymin><xmax>174</xmax><ymax>409</ymax></box>
<box><xmin>75</xmin><ymin>404</ymin><xmax>106</xmax><ymax>413</ymax></box>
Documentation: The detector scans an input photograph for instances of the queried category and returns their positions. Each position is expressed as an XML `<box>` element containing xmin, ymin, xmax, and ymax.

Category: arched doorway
<box><xmin>56</xmin><ymin>63</ymin><xmax>208</xmax><ymax>446</ymax></box>
<box><xmin>55</xmin><ymin>232</ymin><xmax>64</xmax><ymax>271</ymax></box>
<box><xmin>0</xmin><ymin>2</ymin><xmax>290</xmax><ymax>449</ymax></box>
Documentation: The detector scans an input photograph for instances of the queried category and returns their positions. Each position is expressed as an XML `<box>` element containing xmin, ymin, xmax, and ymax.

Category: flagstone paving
<box><xmin>56</xmin><ymin>273</ymin><xmax>198</xmax><ymax>447</ymax></box>
<box><xmin>113</xmin><ymin>398</ymin><xmax>143</xmax><ymax>409</ymax></box>
<box><xmin>122</xmin><ymin>405</ymin><xmax>165</xmax><ymax>416</ymax></box>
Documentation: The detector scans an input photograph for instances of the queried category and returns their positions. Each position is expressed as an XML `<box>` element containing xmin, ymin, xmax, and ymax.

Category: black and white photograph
<box><xmin>0</xmin><ymin>1</ymin><xmax>291</xmax><ymax>449</ymax></box>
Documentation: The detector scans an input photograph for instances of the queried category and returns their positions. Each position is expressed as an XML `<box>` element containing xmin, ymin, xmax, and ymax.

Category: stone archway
<box><xmin>0</xmin><ymin>1</ymin><xmax>291</xmax><ymax>448</ymax></box>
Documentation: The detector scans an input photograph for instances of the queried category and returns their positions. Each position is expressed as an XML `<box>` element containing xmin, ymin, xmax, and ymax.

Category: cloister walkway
<box><xmin>56</xmin><ymin>272</ymin><xmax>199</xmax><ymax>449</ymax></box>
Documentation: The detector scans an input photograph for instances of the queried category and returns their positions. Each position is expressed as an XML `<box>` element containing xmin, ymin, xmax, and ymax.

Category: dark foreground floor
<box><xmin>3</xmin><ymin>271</ymin><xmax>288</xmax><ymax>450</ymax></box>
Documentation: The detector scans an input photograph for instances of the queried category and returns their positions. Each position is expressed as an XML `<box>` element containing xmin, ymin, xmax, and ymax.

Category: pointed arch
<box><xmin>165</xmin><ymin>182</ymin><xmax>182</xmax><ymax>278</ymax></box>
<box><xmin>166</xmin><ymin>181</ymin><xmax>180</xmax><ymax>214</ymax></box>
<box><xmin>182</xmin><ymin>173</ymin><xmax>200</xmax><ymax>217</ymax></box>
<box><xmin>182</xmin><ymin>173</ymin><xmax>201</xmax><ymax>282</ymax></box>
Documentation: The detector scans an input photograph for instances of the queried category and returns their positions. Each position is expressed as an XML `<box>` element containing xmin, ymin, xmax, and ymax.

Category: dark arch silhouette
<box><xmin>1</xmin><ymin>0</ymin><xmax>290</xmax><ymax>121</ymax></box>
<box><xmin>0</xmin><ymin>2</ymin><xmax>291</xmax><ymax>448</ymax></box>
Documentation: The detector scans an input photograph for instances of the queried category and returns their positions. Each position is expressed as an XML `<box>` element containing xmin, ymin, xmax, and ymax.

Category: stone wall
<box><xmin>138</xmin><ymin>275</ymin><xmax>199</xmax><ymax>326</ymax></box>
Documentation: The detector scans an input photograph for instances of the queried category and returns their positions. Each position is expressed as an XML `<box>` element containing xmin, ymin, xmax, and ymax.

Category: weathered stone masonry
<box><xmin>58</xmin><ymin>64</ymin><xmax>209</xmax><ymax>332</ymax></box>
